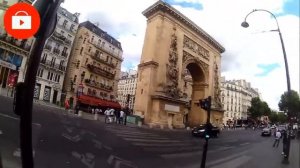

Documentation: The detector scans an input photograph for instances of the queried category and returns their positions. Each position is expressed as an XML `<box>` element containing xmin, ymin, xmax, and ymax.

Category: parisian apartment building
<box><xmin>220</xmin><ymin>77</ymin><xmax>260</xmax><ymax>125</ymax></box>
<box><xmin>0</xmin><ymin>0</ymin><xmax>34</xmax><ymax>96</ymax></box>
<box><xmin>33</xmin><ymin>7</ymin><xmax>79</xmax><ymax>104</ymax></box>
<box><xmin>117</xmin><ymin>69</ymin><xmax>137</xmax><ymax>110</ymax></box>
<box><xmin>63</xmin><ymin>21</ymin><xmax>123</xmax><ymax>108</ymax></box>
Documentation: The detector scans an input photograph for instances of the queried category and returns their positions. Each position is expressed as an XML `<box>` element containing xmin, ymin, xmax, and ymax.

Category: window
<box><xmin>50</xmin><ymin>73</ymin><xmax>53</xmax><ymax>80</ymax></box>
<box><xmin>97</xmin><ymin>39</ymin><xmax>101</xmax><ymax>46</ymax></box>
<box><xmin>37</xmin><ymin>68</ymin><xmax>44</xmax><ymax>77</ymax></box>
<box><xmin>62</xmin><ymin>47</ymin><xmax>68</xmax><ymax>55</ymax></box>
<box><xmin>63</xmin><ymin>20</ymin><xmax>68</xmax><ymax>28</ymax></box>
<box><xmin>85</xmin><ymin>58</ymin><xmax>88</xmax><ymax>65</ymax></box>
<box><xmin>80</xmin><ymin>47</ymin><xmax>84</xmax><ymax>55</ymax></box>
<box><xmin>47</xmin><ymin>71</ymin><xmax>51</xmax><ymax>80</ymax></box>
<box><xmin>88</xmin><ymin>46</ymin><xmax>92</xmax><ymax>52</ymax></box>
<box><xmin>70</xmin><ymin>24</ymin><xmax>75</xmax><ymax>32</ymax></box>
<box><xmin>91</xmin><ymin>36</ymin><xmax>94</xmax><ymax>43</ymax></box>
<box><xmin>83</xmin><ymin>38</ymin><xmax>86</xmax><ymax>44</ymax></box>
<box><xmin>73</xmin><ymin>75</ymin><xmax>77</xmax><ymax>82</ymax></box>
<box><xmin>57</xmin><ymin>75</ymin><xmax>61</xmax><ymax>82</ymax></box>
<box><xmin>42</xmin><ymin>53</ymin><xmax>47</xmax><ymax>62</ymax></box>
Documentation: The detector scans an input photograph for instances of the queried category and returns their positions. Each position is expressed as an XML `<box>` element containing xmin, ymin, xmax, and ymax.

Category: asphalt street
<box><xmin>0</xmin><ymin>95</ymin><xmax>299</xmax><ymax>168</ymax></box>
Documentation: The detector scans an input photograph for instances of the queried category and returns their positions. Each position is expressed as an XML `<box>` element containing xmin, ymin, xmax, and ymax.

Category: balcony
<box><xmin>88</xmin><ymin>40</ymin><xmax>121</xmax><ymax>60</ymax></box>
<box><xmin>52</xmin><ymin>31</ymin><xmax>66</xmax><ymax>43</ymax></box>
<box><xmin>86</xmin><ymin>64</ymin><xmax>115</xmax><ymax>79</ymax></box>
<box><xmin>53</xmin><ymin>48</ymin><xmax>61</xmax><ymax>55</ymax></box>
<box><xmin>0</xmin><ymin>34</ymin><xmax>31</xmax><ymax>52</ymax></box>
<box><xmin>40</xmin><ymin>60</ymin><xmax>66</xmax><ymax>71</ymax></box>
<box><xmin>84</xmin><ymin>79</ymin><xmax>113</xmax><ymax>92</ymax></box>
<box><xmin>90</xmin><ymin>53</ymin><xmax>116</xmax><ymax>68</ymax></box>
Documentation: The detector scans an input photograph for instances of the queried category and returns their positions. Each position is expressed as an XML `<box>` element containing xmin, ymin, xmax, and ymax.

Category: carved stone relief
<box><xmin>182</xmin><ymin>51</ymin><xmax>209</xmax><ymax>74</ymax></box>
<box><xmin>183</xmin><ymin>35</ymin><xmax>209</xmax><ymax>61</ymax></box>
<box><xmin>213</xmin><ymin>62</ymin><xmax>222</xmax><ymax>109</ymax></box>
<box><xmin>164</xmin><ymin>33</ymin><xmax>182</xmax><ymax>99</ymax></box>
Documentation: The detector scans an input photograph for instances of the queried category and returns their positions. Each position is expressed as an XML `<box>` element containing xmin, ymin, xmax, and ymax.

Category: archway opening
<box><xmin>183</xmin><ymin>62</ymin><xmax>206</xmax><ymax>127</ymax></box>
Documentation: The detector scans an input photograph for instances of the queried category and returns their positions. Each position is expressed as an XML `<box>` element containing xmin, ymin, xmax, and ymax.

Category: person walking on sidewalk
<box><xmin>119</xmin><ymin>110</ymin><xmax>125</xmax><ymax>124</ymax></box>
<box><xmin>273</xmin><ymin>129</ymin><xmax>281</xmax><ymax>148</ymax></box>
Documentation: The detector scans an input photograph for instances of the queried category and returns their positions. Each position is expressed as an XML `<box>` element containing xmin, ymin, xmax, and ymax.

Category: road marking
<box><xmin>209</xmin><ymin>155</ymin><xmax>251</xmax><ymax>168</ymax></box>
<box><xmin>123</xmin><ymin>138</ymin><xmax>181</xmax><ymax>143</ymax></box>
<box><xmin>13</xmin><ymin>148</ymin><xmax>35</xmax><ymax>158</ymax></box>
<box><xmin>72</xmin><ymin>151</ymin><xmax>95</xmax><ymax>168</ymax></box>
<box><xmin>106</xmin><ymin>129</ymin><xmax>154</xmax><ymax>135</ymax></box>
<box><xmin>205</xmin><ymin>150</ymin><xmax>248</xmax><ymax>167</ymax></box>
<box><xmin>208</xmin><ymin>146</ymin><xmax>235</xmax><ymax>153</ymax></box>
<box><xmin>144</xmin><ymin>146</ymin><xmax>202</xmax><ymax>153</ymax></box>
<box><xmin>132</xmin><ymin>142</ymin><xmax>192</xmax><ymax>147</ymax></box>
<box><xmin>239</xmin><ymin>142</ymin><xmax>250</xmax><ymax>146</ymax></box>
<box><xmin>0</xmin><ymin>113</ymin><xmax>41</xmax><ymax>127</ymax></box>
<box><xmin>161</xmin><ymin>151</ymin><xmax>202</xmax><ymax>159</ymax></box>
<box><xmin>62</xmin><ymin>133</ymin><xmax>81</xmax><ymax>142</ymax></box>
<box><xmin>115</xmin><ymin>133</ymin><xmax>168</xmax><ymax>139</ymax></box>
<box><xmin>107</xmin><ymin>155</ymin><xmax>137</xmax><ymax>168</ymax></box>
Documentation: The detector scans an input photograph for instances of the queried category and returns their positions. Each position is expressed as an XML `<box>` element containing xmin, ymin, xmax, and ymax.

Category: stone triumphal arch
<box><xmin>134</xmin><ymin>1</ymin><xmax>225</xmax><ymax>129</ymax></box>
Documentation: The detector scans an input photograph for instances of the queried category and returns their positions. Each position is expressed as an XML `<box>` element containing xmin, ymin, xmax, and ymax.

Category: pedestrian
<box><xmin>64</xmin><ymin>98</ymin><xmax>70</xmax><ymax>111</ymax></box>
<box><xmin>119</xmin><ymin>110</ymin><xmax>125</xmax><ymax>124</ymax></box>
<box><xmin>104</xmin><ymin>108</ymin><xmax>109</xmax><ymax>123</ymax></box>
<box><xmin>91</xmin><ymin>107</ymin><xmax>95</xmax><ymax>114</ymax></box>
<box><xmin>273</xmin><ymin>129</ymin><xmax>281</xmax><ymax>148</ymax></box>
<box><xmin>75</xmin><ymin>103</ymin><xmax>80</xmax><ymax>115</ymax></box>
<box><xmin>115</xmin><ymin>109</ymin><xmax>120</xmax><ymax>124</ymax></box>
<box><xmin>123</xmin><ymin>108</ymin><xmax>129</xmax><ymax>125</ymax></box>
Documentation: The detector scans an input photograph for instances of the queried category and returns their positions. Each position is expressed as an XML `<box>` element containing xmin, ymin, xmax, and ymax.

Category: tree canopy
<box><xmin>248</xmin><ymin>97</ymin><xmax>271</xmax><ymax>120</ymax></box>
<box><xmin>278</xmin><ymin>90</ymin><xmax>300</xmax><ymax>118</ymax></box>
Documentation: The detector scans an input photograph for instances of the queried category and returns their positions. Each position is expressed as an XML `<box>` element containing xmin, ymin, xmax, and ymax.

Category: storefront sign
<box><xmin>0</xmin><ymin>60</ymin><xmax>16</xmax><ymax>70</ymax></box>
<box><xmin>164</xmin><ymin>104</ymin><xmax>180</xmax><ymax>112</ymax></box>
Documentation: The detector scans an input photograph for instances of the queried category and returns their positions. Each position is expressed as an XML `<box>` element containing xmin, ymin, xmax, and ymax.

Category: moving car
<box><xmin>192</xmin><ymin>124</ymin><xmax>220</xmax><ymax>138</ymax></box>
<box><xmin>261</xmin><ymin>127</ymin><xmax>272</xmax><ymax>136</ymax></box>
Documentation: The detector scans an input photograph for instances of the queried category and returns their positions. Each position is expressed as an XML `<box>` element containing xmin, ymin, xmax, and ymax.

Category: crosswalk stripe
<box><xmin>209</xmin><ymin>155</ymin><xmax>251</xmax><ymax>168</ymax></box>
<box><xmin>115</xmin><ymin>133</ymin><xmax>169</xmax><ymax>139</ymax></box>
<box><xmin>160</xmin><ymin>151</ymin><xmax>202</xmax><ymax>159</ymax></box>
<box><xmin>132</xmin><ymin>142</ymin><xmax>192</xmax><ymax>147</ymax></box>
<box><xmin>205</xmin><ymin>150</ymin><xmax>248</xmax><ymax>167</ymax></box>
<box><xmin>107</xmin><ymin>130</ymin><xmax>155</xmax><ymax>135</ymax></box>
<box><xmin>123</xmin><ymin>138</ymin><xmax>181</xmax><ymax>143</ymax></box>
<box><xmin>144</xmin><ymin>146</ymin><xmax>202</xmax><ymax>153</ymax></box>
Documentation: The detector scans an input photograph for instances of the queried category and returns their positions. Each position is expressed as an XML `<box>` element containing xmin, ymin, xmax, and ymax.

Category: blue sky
<box><xmin>283</xmin><ymin>0</ymin><xmax>300</xmax><ymax>16</ymax></box>
<box><xmin>255</xmin><ymin>63</ymin><xmax>281</xmax><ymax>77</ymax></box>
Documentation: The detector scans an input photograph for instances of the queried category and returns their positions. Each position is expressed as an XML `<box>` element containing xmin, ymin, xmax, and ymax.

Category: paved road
<box><xmin>0</xmin><ymin>96</ymin><xmax>299</xmax><ymax>168</ymax></box>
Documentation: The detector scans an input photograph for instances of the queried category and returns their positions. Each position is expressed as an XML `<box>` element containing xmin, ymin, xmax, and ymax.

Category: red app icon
<box><xmin>4</xmin><ymin>3</ymin><xmax>40</xmax><ymax>39</ymax></box>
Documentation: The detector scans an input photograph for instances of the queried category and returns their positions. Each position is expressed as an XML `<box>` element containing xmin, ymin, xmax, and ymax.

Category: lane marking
<box><xmin>161</xmin><ymin>151</ymin><xmax>202</xmax><ymax>159</ymax></box>
<box><xmin>123</xmin><ymin>138</ymin><xmax>181</xmax><ymax>143</ymax></box>
<box><xmin>0</xmin><ymin>113</ymin><xmax>41</xmax><ymax>126</ymax></box>
<box><xmin>209</xmin><ymin>155</ymin><xmax>251</xmax><ymax>168</ymax></box>
<box><xmin>132</xmin><ymin>142</ymin><xmax>193</xmax><ymax>147</ymax></box>
<box><xmin>205</xmin><ymin>150</ymin><xmax>248</xmax><ymax>167</ymax></box>
<box><xmin>239</xmin><ymin>142</ymin><xmax>250</xmax><ymax>146</ymax></box>
<box><xmin>115</xmin><ymin>133</ymin><xmax>168</xmax><ymax>139</ymax></box>
<box><xmin>144</xmin><ymin>146</ymin><xmax>202</xmax><ymax>153</ymax></box>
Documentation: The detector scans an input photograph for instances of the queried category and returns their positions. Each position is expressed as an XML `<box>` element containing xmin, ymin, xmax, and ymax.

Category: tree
<box><xmin>278</xmin><ymin>90</ymin><xmax>300</xmax><ymax>118</ymax></box>
<box><xmin>248</xmin><ymin>97</ymin><xmax>263</xmax><ymax>120</ymax></box>
<box><xmin>261</xmin><ymin>101</ymin><xmax>271</xmax><ymax>116</ymax></box>
<box><xmin>277</xmin><ymin>112</ymin><xmax>288</xmax><ymax>123</ymax></box>
<box><xmin>269</xmin><ymin>111</ymin><xmax>279</xmax><ymax>123</ymax></box>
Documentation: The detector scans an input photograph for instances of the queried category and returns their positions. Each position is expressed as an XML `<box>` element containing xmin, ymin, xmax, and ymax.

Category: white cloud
<box><xmin>61</xmin><ymin>0</ymin><xmax>299</xmax><ymax>110</ymax></box>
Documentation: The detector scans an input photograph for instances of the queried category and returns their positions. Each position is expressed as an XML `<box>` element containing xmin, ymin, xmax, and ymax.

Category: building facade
<box><xmin>0</xmin><ymin>0</ymin><xmax>34</xmax><ymax>96</ymax></box>
<box><xmin>134</xmin><ymin>1</ymin><xmax>225</xmax><ymax>129</ymax></box>
<box><xmin>117</xmin><ymin>70</ymin><xmax>137</xmax><ymax>110</ymax></box>
<box><xmin>64</xmin><ymin>21</ymin><xmax>123</xmax><ymax>109</ymax></box>
<box><xmin>34</xmin><ymin>7</ymin><xmax>79</xmax><ymax>104</ymax></box>
<box><xmin>220</xmin><ymin>77</ymin><xmax>260</xmax><ymax>125</ymax></box>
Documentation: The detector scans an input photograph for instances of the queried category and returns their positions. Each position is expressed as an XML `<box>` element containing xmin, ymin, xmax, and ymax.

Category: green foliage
<box><xmin>277</xmin><ymin>112</ymin><xmax>288</xmax><ymax>123</ymax></box>
<box><xmin>278</xmin><ymin>90</ymin><xmax>300</xmax><ymax>118</ymax></box>
<box><xmin>248</xmin><ymin>97</ymin><xmax>271</xmax><ymax>120</ymax></box>
<box><xmin>269</xmin><ymin>111</ymin><xmax>279</xmax><ymax>123</ymax></box>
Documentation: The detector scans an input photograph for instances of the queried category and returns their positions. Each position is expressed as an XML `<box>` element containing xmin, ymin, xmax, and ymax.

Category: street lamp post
<box><xmin>241</xmin><ymin>9</ymin><xmax>292</xmax><ymax>162</ymax></box>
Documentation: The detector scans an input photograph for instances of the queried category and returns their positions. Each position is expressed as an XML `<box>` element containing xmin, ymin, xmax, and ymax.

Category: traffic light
<box><xmin>199</xmin><ymin>97</ymin><xmax>211</xmax><ymax>111</ymax></box>
<box><xmin>204</xmin><ymin>123</ymin><xmax>213</xmax><ymax>140</ymax></box>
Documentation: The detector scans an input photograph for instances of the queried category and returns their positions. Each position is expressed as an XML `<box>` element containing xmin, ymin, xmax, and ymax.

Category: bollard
<box><xmin>94</xmin><ymin>113</ymin><xmax>98</xmax><ymax>120</ymax></box>
<box><xmin>78</xmin><ymin>110</ymin><xmax>82</xmax><ymax>117</ymax></box>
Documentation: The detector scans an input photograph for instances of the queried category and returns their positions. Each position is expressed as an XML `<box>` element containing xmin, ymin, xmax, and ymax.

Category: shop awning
<box><xmin>78</xmin><ymin>95</ymin><xmax>121</xmax><ymax>109</ymax></box>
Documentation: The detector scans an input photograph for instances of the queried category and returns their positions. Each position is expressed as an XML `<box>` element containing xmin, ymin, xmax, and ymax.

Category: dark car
<box><xmin>261</xmin><ymin>128</ymin><xmax>271</xmax><ymax>136</ymax></box>
<box><xmin>192</xmin><ymin>124</ymin><xmax>220</xmax><ymax>138</ymax></box>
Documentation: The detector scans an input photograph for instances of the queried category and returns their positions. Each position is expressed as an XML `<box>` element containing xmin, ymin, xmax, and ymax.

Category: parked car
<box><xmin>192</xmin><ymin>124</ymin><xmax>220</xmax><ymax>138</ymax></box>
<box><xmin>261</xmin><ymin>127</ymin><xmax>272</xmax><ymax>136</ymax></box>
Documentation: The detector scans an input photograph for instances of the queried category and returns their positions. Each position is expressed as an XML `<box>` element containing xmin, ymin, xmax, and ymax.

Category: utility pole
<box><xmin>199</xmin><ymin>96</ymin><xmax>212</xmax><ymax>168</ymax></box>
